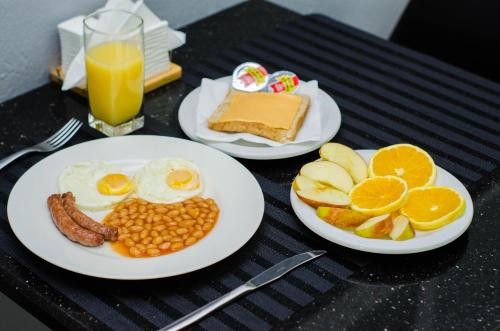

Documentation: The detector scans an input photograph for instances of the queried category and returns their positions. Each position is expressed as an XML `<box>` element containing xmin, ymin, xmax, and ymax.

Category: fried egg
<box><xmin>134</xmin><ymin>158</ymin><xmax>203</xmax><ymax>203</ymax></box>
<box><xmin>58</xmin><ymin>161</ymin><xmax>134</xmax><ymax>210</ymax></box>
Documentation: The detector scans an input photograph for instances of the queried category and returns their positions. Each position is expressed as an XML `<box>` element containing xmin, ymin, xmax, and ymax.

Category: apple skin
<box><xmin>316</xmin><ymin>207</ymin><xmax>371</xmax><ymax>229</ymax></box>
<box><xmin>354</xmin><ymin>214</ymin><xmax>393</xmax><ymax>238</ymax></box>
<box><xmin>320</xmin><ymin>143</ymin><xmax>368</xmax><ymax>184</ymax></box>
<box><xmin>300</xmin><ymin>160</ymin><xmax>354</xmax><ymax>194</ymax></box>
<box><xmin>296</xmin><ymin>188</ymin><xmax>350</xmax><ymax>208</ymax></box>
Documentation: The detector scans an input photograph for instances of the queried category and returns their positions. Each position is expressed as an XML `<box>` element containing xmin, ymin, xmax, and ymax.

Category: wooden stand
<box><xmin>50</xmin><ymin>63</ymin><xmax>182</xmax><ymax>97</ymax></box>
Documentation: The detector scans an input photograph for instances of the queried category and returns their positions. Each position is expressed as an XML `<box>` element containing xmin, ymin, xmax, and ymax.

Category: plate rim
<box><xmin>290</xmin><ymin>149</ymin><xmax>474</xmax><ymax>254</ymax></box>
<box><xmin>7</xmin><ymin>135</ymin><xmax>265</xmax><ymax>279</ymax></box>
<box><xmin>178</xmin><ymin>76</ymin><xmax>342</xmax><ymax>160</ymax></box>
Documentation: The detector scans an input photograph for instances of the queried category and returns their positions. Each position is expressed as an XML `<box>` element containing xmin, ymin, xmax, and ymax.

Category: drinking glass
<box><xmin>84</xmin><ymin>9</ymin><xmax>144</xmax><ymax>136</ymax></box>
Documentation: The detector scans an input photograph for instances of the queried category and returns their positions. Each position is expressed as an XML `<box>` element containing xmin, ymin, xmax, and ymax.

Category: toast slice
<box><xmin>208</xmin><ymin>90</ymin><xmax>310</xmax><ymax>143</ymax></box>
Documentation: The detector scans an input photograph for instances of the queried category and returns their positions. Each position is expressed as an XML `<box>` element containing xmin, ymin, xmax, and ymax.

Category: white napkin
<box><xmin>61</xmin><ymin>0</ymin><xmax>186</xmax><ymax>90</ymax></box>
<box><xmin>195</xmin><ymin>78</ymin><xmax>322</xmax><ymax>147</ymax></box>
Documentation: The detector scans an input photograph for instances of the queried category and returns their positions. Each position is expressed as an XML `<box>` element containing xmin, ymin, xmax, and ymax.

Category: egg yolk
<box><xmin>167</xmin><ymin>169</ymin><xmax>200</xmax><ymax>190</ymax></box>
<box><xmin>97</xmin><ymin>173</ymin><xmax>133</xmax><ymax>195</ymax></box>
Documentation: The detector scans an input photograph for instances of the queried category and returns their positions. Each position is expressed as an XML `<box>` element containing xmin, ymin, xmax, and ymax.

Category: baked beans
<box><xmin>103</xmin><ymin>198</ymin><xmax>219</xmax><ymax>258</ymax></box>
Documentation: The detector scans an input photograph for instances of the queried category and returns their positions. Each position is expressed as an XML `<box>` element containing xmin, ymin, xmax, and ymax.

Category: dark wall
<box><xmin>391</xmin><ymin>0</ymin><xmax>500</xmax><ymax>83</ymax></box>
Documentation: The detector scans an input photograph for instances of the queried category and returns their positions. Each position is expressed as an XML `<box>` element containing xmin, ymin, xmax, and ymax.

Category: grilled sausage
<box><xmin>61</xmin><ymin>192</ymin><xmax>118</xmax><ymax>241</ymax></box>
<box><xmin>47</xmin><ymin>194</ymin><xmax>104</xmax><ymax>247</ymax></box>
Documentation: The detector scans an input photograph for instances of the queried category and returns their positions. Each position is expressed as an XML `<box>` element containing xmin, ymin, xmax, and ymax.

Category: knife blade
<box><xmin>246</xmin><ymin>250</ymin><xmax>326</xmax><ymax>288</ymax></box>
<box><xmin>159</xmin><ymin>250</ymin><xmax>326</xmax><ymax>331</ymax></box>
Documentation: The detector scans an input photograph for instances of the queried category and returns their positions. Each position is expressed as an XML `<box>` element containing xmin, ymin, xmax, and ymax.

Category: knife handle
<box><xmin>158</xmin><ymin>284</ymin><xmax>254</xmax><ymax>331</ymax></box>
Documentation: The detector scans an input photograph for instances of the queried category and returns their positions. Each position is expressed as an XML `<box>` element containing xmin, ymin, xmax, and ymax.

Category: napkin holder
<box><xmin>52</xmin><ymin>0</ymin><xmax>185</xmax><ymax>97</ymax></box>
<box><xmin>50</xmin><ymin>63</ymin><xmax>182</xmax><ymax>97</ymax></box>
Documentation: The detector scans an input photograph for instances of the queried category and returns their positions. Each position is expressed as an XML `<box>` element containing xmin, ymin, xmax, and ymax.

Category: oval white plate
<box><xmin>290</xmin><ymin>150</ymin><xmax>474</xmax><ymax>254</ymax></box>
<box><xmin>7</xmin><ymin>136</ymin><xmax>264</xmax><ymax>279</ymax></box>
<box><xmin>178</xmin><ymin>76</ymin><xmax>341</xmax><ymax>160</ymax></box>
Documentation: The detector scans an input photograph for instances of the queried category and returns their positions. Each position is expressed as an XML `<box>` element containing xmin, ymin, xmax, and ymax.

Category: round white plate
<box><xmin>7</xmin><ymin>135</ymin><xmax>264</xmax><ymax>279</ymax></box>
<box><xmin>178</xmin><ymin>76</ymin><xmax>341</xmax><ymax>160</ymax></box>
<box><xmin>290</xmin><ymin>150</ymin><xmax>474</xmax><ymax>254</ymax></box>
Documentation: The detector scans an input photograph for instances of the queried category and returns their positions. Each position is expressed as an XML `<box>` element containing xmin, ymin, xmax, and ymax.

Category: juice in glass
<box><xmin>86</xmin><ymin>42</ymin><xmax>144</xmax><ymax>126</ymax></box>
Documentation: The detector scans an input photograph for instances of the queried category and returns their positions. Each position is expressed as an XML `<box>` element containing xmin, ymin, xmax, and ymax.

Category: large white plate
<box><xmin>7</xmin><ymin>136</ymin><xmax>264</xmax><ymax>279</ymax></box>
<box><xmin>178</xmin><ymin>76</ymin><xmax>341</xmax><ymax>160</ymax></box>
<box><xmin>291</xmin><ymin>150</ymin><xmax>474</xmax><ymax>254</ymax></box>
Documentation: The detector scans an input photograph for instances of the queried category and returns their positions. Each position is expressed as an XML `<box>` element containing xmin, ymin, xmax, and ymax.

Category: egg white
<box><xmin>134</xmin><ymin>158</ymin><xmax>204</xmax><ymax>203</ymax></box>
<box><xmin>58</xmin><ymin>161</ymin><xmax>133</xmax><ymax>211</ymax></box>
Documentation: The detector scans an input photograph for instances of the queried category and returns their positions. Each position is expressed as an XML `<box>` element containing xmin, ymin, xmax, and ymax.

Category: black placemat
<box><xmin>184</xmin><ymin>15</ymin><xmax>499</xmax><ymax>188</ymax></box>
<box><xmin>1</xmin><ymin>14</ymin><xmax>499</xmax><ymax>331</ymax></box>
<box><xmin>0</xmin><ymin>122</ymin><xmax>354</xmax><ymax>331</ymax></box>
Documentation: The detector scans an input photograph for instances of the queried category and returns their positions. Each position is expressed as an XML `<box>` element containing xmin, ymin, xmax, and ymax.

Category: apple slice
<box><xmin>317</xmin><ymin>207</ymin><xmax>371</xmax><ymax>229</ymax></box>
<box><xmin>300</xmin><ymin>160</ymin><xmax>354</xmax><ymax>193</ymax></box>
<box><xmin>389</xmin><ymin>215</ymin><xmax>414</xmax><ymax>241</ymax></box>
<box><xmin>319</xmin><ymin>143</ymin><xmax>368</xmax><ymax>184</ymax></box>
<box><xmin>292</xmin><ymin>175</ymin><xmax>326</xmax><ymax>192</ymax></box>
<box><xmin>354</xmin><ymin>214</ymin><xmax>392</xmax><ymax>238</ymax></box>
<box><xmin>296</xmin><ymin>188</ymin><xmax>350</xmax><ymax>208</ymax></box>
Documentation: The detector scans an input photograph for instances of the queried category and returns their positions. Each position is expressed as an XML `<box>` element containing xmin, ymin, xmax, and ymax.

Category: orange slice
<box><xmin>349</xmin><ymin>176</ymin><xmax>408</xmax><ymax>215</ymax></box>
<box><xmin>400</xmin><ymin>186</ymin><xmax>465</xmax><ymax>230</ymax></box>
<box><xmin>369</xmin><ymin>144</ymin><xmax>436</xmax><ymax>189</ymax></box>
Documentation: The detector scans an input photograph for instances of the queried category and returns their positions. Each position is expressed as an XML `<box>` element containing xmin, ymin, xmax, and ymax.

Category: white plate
<box><xmin>178</xmin><ymin>76</ymin><xmax>341</xmax><ymax>160</ymax></box>
<box><xmin>7</xmin><ymin>136</ymin><xmax>264</xmax><ymax>279</ymax></box>
<box><xmin>290</xmin><ymin>150</ymin><xmax>474</xmax><ymax>254</ymax></box>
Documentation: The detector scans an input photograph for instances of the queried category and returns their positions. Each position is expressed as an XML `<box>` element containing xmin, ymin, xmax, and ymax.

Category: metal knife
<box><xmin>158</xmin><ymin>250</ymin><xmax>326</xmax><ymax>331</ymax></box>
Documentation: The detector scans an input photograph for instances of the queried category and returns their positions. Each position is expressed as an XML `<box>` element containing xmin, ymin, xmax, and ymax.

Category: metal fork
<box><xmin>0</xmin><ymin>118</ymin><xmax>82</xmax><ymax>171</ymax></box>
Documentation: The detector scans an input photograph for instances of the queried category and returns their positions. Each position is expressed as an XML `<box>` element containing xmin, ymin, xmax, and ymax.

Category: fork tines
<box><xmin>40</xmin><ymin>118</ymin><xmax>82</xmax><ymax>151</ymax></box>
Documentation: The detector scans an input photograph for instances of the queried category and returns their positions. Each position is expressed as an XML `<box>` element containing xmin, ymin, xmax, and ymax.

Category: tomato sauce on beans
<box><xmin>103</xmin><ymin>197</ymin><xmax>219</xmax><ymax>258</ymax></box>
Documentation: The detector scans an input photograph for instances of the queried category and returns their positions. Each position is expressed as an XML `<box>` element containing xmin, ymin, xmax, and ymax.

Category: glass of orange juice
<box><xmin>84</xmin><ymin>9</ymin><xmax>144</xmax><ymax>136</ymax></box>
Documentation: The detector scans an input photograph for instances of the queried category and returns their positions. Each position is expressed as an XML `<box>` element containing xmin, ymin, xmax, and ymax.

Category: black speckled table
<box><xmin>1</xmin><ymin>1</ymin><xmax>499</xmax><ymax>330</ymax></box>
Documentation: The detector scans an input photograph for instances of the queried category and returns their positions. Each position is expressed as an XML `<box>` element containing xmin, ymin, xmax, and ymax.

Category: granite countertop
<box><xmin>0</xmin><ymin>1</ymin><xmax>499</xmax><ymax>330</ymax></box>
